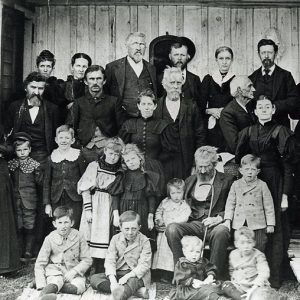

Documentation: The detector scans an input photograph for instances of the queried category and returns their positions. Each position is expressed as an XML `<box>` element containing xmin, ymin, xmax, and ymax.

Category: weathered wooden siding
<box><xmin>26</xmin><ymin>5</ymin><xmax>300</xmax><ymax>83</ymax></box>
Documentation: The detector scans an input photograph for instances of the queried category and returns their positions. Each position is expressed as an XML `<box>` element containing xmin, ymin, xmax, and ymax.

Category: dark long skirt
<box><xmin>0</xmin><ymin>159</ymin><xmax>20</xmax><ymax>274</ymax></box>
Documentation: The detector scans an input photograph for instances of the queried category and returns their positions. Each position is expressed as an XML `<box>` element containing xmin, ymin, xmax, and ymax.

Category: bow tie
<box><xmin>264</xmin><ymin>68</ymin><xmax>270</xmax><ymax>76</ymax></box>
<box><xmin>27</xmin><ymin>104</ymin><xmax>40</xmax><ymax>109</ymax></box>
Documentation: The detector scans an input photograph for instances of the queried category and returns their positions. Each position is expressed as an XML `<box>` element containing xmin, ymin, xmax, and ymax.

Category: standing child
<box><xmin>78</xmin><ymin>137</ymin><xmax>123</xmax><ymax>273</ymax></box>
<box><xmin>224</xmin><ymin>154</ymin><xmax>275</xmax><ymax>252</ymax></box>
<box><xmin>90</xmin><ymin>210</ymin><xmax>151</xmax><ymax>300</ymax></box>
<box><xmin>235</xmin><ymin>95</ymin><xmax>296</xmax><ymax>288</ymax></box>
<box><xmin>109</xmin><ymin>143</ymin><xmax>159</xmax><ymax>246</ymax></box>
<box><xmin>0</xmin><ymin>128</ymin><xmax>20</xmax><ymax>275</ymax></box>
<box><xmin>44</xmin><ymin>125</ymin><xmax>87</xmax><ymax>229</ymax></box>
<box><xmin>167</xmin><ymin>236</ymin><xmax>225</xmax><ymax>300</ymax></box>
<box><xmin>221</xmin><ymin>227</ymin><xmax>272</xmax><ymax>300</ymax></box>
<box><xmin>35</xmin><ymin>206</ymin><xmax>92</xmax><ymax>299</ymax></box>
<box><xmin>152</xmin><ymin>178</ymin><xmax>191</xmax><ymax>280</ymax></box>
<box><xmin>8</xmin><ymin>132</ymin><xmax>42</xmax><ymax>260</ymax></box>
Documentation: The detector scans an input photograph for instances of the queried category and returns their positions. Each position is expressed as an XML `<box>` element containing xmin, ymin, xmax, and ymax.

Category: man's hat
<box><xmin>13</xmin><ymin>132</ymin><xmax>32</xmax><ymax>143</ymax></box>
<box><xmin>149</xmin><ymin>35</ymin><xmax>196</xmax><ymax>74</ymax></box>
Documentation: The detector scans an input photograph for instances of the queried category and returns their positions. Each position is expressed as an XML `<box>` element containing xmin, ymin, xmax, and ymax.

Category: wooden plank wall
<box><xmin>26</xmin><ymin>5</ymin><xmax>300</xmax><ymax>83</ymax></box>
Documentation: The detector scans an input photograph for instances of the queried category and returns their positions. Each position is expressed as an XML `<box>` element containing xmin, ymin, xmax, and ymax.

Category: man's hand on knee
<box><xmin>202</xmin><ymin>216</ymin><xmax>223</xmax><ymax>228</ymax></box>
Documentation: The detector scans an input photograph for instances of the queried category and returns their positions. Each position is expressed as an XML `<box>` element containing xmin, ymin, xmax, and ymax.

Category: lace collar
<box><xmin>211</xmin><ymin>69</ymin><xmax>235</xmax><ymax>87</ymax></box>
<box><xmin>51</xmin><ymin>147</ymin><xmax>80</xmax><ymax>163</ymax></box>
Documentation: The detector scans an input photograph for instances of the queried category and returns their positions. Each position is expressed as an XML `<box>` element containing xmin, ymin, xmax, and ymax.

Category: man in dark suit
<box><xmin>166</xmin><ymin>146</ymin><xmax>234</xmax><ymax>280</ymax></box>
<box><xmin>220</xmin><ymin>76</ymin><xmax>256</xmax><ymax>154</ymax></box>
<box><xmin>157</xmin><ymin>39</ymin><xmax>202</xmax><ymax>110</ymax></box>
<box><xmin>153</xmin><ymin>67</ymin><xmax>206</xmax><ymax>183</ymax></box>
<box><xmin>104</xmin><ymin>32</ymin><xmax>157</xmax><ymax>118</ymax></box>
<box><xmin>249</xmin><ymin>39</ymin><xmax>299</xmax><ymax>128</ymax></box>
<box><xmin>72</xmin><ymin>65</ymin><xmax>125</xmax><ymax>162</ymax></box>
<box><xmin>5</xmin><ymin>71</ymin><xmax>59</xmax><ymax>254</ymax></box>
<box><xmin>5</xmin><ymin>71</ymin><xmax>59</xmax><ymax>164</ymax></box>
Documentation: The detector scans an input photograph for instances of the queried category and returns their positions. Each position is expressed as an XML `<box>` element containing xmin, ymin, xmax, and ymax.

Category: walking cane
<box><xmin>199</xmin><ymin>183</ymin><xmax>215</xmax><ymax>259</ymax></box>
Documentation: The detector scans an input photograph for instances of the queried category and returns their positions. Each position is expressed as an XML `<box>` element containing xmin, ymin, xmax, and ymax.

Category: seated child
<box><xmin>44</xmin><ymin>125</ymin><xmax>87</xmax><ymax>229</ymax></box>
<box><xmin>90</xmin><ymin>210</ymin><xmax>151</xmax><ymax>300</ymax></box>
<box><xmin>8</xmin><ymin>132</ymin><xmax>42</xmax><ymax>260</ymax></box>
<box><xmin>224</xmin><ymin>154</ymin><xmax>275</xmax><ymax>252</ymax></box>
<box><xmin>152</xmin><ymin>178</ymin><xmax>191</xmax><ymax>279</ymax></box>
<box><xmin>221</xmin><ymin>227</ymin><xmax>270</xmax><ymax>300</ymax></box>
<box><xmin>168</xmin><ymin>236</ymin><xmax>226</xmax><ymax>300</ymax></box>
<box><xmin>35</xmin><ymin>206</ymin><xmax>92</xmax><ymax>300</ymax></box>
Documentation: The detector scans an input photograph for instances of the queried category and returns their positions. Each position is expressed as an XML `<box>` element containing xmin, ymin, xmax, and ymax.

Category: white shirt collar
<box><xmin>211</xmin><ymin>69</ymin><xmax>235</xmax><ymax>87</ymax></box>
<box><xmin>27</xmin><ymin>100</ymin><xmax>39</xmax><ymax>123</ymax></box>
<box><xmin>261</xmin><ymin>64</ymin><xmax>276</xmax><ymax>76</ymax></box>
<box><xmin>166</xmin><ymin>97</ymin><xmax>180</xmax><ymax>121</ymax></box>
<box><xmin>127</xmin><ymin>56</ymin><xmax>143</xmax><ymax>77</ymax></box>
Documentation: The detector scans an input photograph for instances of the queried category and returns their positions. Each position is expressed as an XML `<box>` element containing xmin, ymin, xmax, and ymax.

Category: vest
<box><xmin>20</xmin><ymin>108</ymin><xmax>47</xmax><ymax>152</ymax></box>
<box><xmin>255</xmin><ymin>71</ymin><xmax>274</xmax><ymax>100</ymax></box>
<box><xmin>123</xmin><ymin>60</ymin><xmax>153</xmax><ymax>117</ymax></box>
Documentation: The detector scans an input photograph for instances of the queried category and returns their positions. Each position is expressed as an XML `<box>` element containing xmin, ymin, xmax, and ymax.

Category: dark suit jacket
<box><xmin>104</xmin><ymin>57</ymin><xmax>157</xmax><ymax>98</ymax></box>
<box><xmin>219</xmin><ymin>99</ymin><xmax>256</xmax><ymax>154</ymax></box>
<box><xmin>184</xmin><ymin>171</ymin><xmax>234</xmax><ymax>219</ymax></box>
<box><xmin>158</xmin><ymin>70</ymin><xmax>202</xmax><ymax>109</ymax></box>
<box><xmin>5</xmin><ymin>99</ymin><xmax>59</xmax><ymax>154</ymax></box>
<box><xmin>153</xmin><ymin>96</ymin><xmax>206</xmax><ymax>177</ymax></box>
<box><xmin>249</xmin><ymin>65</ymin><xmax>299</xmax><ymax>127</ymax></box>
<box><xmin>72</xmin><ymin>93</ymin><xmax>126</xmax><ymax>147</ymax></box>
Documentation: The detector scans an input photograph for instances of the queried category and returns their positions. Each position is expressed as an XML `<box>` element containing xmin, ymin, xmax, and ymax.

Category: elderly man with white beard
<box><xmin>165</xmin><ymin>146</ymin><xmax>234</xmax><ymax>280</ymax></box>
<box><xmin>153</xmin><ymin>67</ymin><xmax>206</xmax><ymax>184</ymax></box>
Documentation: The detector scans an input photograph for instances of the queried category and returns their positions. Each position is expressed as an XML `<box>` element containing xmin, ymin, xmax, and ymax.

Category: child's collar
<box><xmin>53</xmin><ymin>228</ymin><xmax>77</xmax><ymax>245</ymax></box>
<box><xmin>51</xmin><ymin>147</ymin><xmax>80</xmax><ymax>163</ymax></box>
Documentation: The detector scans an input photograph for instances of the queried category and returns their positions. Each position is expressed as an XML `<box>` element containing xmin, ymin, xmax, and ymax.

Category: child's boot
<box><xmin>112</xmin><ymin>285</ymin><xmax>125</xmax><ymax>300</ymax></box>
<box><xmin>221</xmin><ymin>281</ymin><xmax>244</xmax><ymax>300</ymax></box>
<box><xmin>60</xmin><ymin>283</ymin><xmax>78</xmax><ymax>294</ymax></box>
<box><xmin>39</xmin><ymin>284</ymin><xmax>58</xmax><ymax>299</ymax></box>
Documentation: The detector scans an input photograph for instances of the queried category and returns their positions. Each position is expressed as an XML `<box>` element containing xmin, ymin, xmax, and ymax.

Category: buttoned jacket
<box><xmin>35</xmin><ymin>229</ymin><xmax>92</xmax><ymax>289</ymax></box>
<box><xmin>229</xmin><ymin>248</ymin><xmax>270</xmax><ymax>291</ymax></box>
<box><xmin>105</xmin><ymin>231</ymin><xmax>152</xmax><ymax>288</ymax></box>
<box><xmin>224</xmin><ymin>178</ymin><xmax>275</xmax><ymax>230</ymax></box>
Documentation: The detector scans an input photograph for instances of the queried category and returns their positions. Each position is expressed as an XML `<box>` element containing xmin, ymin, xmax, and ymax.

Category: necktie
<box><xmin>264</xmin><ymin>69</ymin><xmax>270</xmax><ymax>77</ymax></box>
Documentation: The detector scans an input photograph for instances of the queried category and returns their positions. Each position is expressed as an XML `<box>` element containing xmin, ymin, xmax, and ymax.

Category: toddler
<box><xmin>152</xmin><ymin>178</ymin><xmax>191</xmax><ymax>277</ymax></box>
<box><xmin>168</xmin><ymin>236</ymin><xmax>226</xmax><ymax>300</ymax></box>
<box><xmin>35</xmin><ymin>206</ymin><xmax>92</xmax><ymax>299</ymax></box>
<box><xmin>221</xmin><ymin>226</ymin><xmax>271</xmax><ymax>300</ymax></box>
<box><xmin>8</xmin><ymin>132</ymin><xmax>42</xmax><ymax>260</ymax></box>
<box><xmin>224</xmin><ymin>154</ymin><xmax>275</xmax><ymax>252</ymax></box>
<box><xmin>78</xmin><ymin>137</ymin><xmax>124</xmax><ymax>273</ymax></box>
<box><xmin>90</xmin><ymin>210</ymin><xmax>151</xmax><ymax>300</ymax></box>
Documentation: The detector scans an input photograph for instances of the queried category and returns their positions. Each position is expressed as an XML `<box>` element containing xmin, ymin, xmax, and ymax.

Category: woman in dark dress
<box><xmin>0</xmin><ymin>135</ymin><xmax>20</xmax><ymax>275</ymax></box>
<box><xmin>63</xmin><ymin>53</ymin><xmax>92</xmax><ymax>124</ymax></box>
<box><xmin>235</xmin><ymin>95</ymin><xmax>296</xmax><ymax>288</ymax></box>
<box><xmin>119</xmin><ymin>89</ymin><xmax>168</xmax><ymax>195</ymax></box>
<box><xmin>201</xmin><ymin>46</ymin><xmax>235</xmax><ymax>152</ymax></box>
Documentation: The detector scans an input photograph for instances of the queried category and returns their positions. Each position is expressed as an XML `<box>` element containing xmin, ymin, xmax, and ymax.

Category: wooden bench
<box><xmin>288</xmin><ymin>238</ymin><xmax>300</xmax><ymax>283</ymax></box>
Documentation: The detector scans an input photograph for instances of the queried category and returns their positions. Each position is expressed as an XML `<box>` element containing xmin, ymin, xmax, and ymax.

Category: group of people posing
<box><xmin>0</xmin><ymin>30</ymin><xmax>299</xmax><ymax>300</ymax></box>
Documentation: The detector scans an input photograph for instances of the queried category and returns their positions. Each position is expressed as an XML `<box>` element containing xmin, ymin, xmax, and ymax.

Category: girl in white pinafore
<box><xmin>78</xmin><ymin>138</ymin><xmax>124</xmax><ymax>273</ymax></box>
<box><xmin>152</xmin><ymin>178</ymin><xmax>191</xmax><ymax>274</ymax></box>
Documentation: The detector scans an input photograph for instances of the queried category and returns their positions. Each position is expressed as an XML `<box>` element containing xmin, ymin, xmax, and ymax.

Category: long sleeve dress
<box><xmin>78</xmin><ymin>157</ymin><xmax>122</xmax><ymax>258</ymax></box>
<box><xmin>108</xmin><ymin>169</ymin><xmax>159</xmax><ymax>250</ymax></box>
<box><xmin>235</xmin><ymin>120</ymin><xmax>296</xmax><ymax>288</ymax></box>
<box><xmin>201</xmin><ymin>71</ymin><xmax>235</xmax><ymax>152</ymax></box>
<box><xmin>152</xmin><ymin>198</ymin><xmax>191</xmax><ymax>271</ymax></box>
<box><xmin>0</xmin><ymin>157</ymin><xmax>20</xmax><ymax>274</ymax></box>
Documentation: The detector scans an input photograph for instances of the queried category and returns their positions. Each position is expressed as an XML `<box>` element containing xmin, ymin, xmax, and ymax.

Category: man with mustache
<box><xmin>104</xmin><ymin>32</ymin><xmax>157</xmax><ymax>118</ymax></box>
<box><xmin>249</xmin><ymin>39</ymin><xmax>299</xmax><ymax>128</ymax></box>
<box><xmin>5</xmin><ymin>71</ymin><xmax>59</xmax><ymax>254</ymax></box>
<box><xmin>153</xmin><ymin>67</ymin><xmax>206</xmax><ymax>184</ymax></box>
<box><xmin>72</xmin><ymin>65</ymin><xmax>125</xmax><ymax>162</ymax></box>
<box><xmin>165</xmin><ymin>146</ymin><xmax>234</xmax><ymax>280</ymax></box>
<box><xmin>157</xmin><ymin>39</ymin><xmax>202</xmax><ymax>110</ymax></box>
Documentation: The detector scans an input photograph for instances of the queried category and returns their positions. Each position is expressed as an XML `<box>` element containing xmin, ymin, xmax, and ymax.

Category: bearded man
<box><xmin>104</xmin><ymin>32</ymin><xmax>157</xmax><ymax>118</ymax></box>
<box><xmin>153</xmin><ymin>67</ymin><xmax>206</xmax><ymax>183</ymax></box>
<box><xmin>249</xmin><ymin>39</ymin><xmax>299</xmax><ymax>128</ymax></box>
